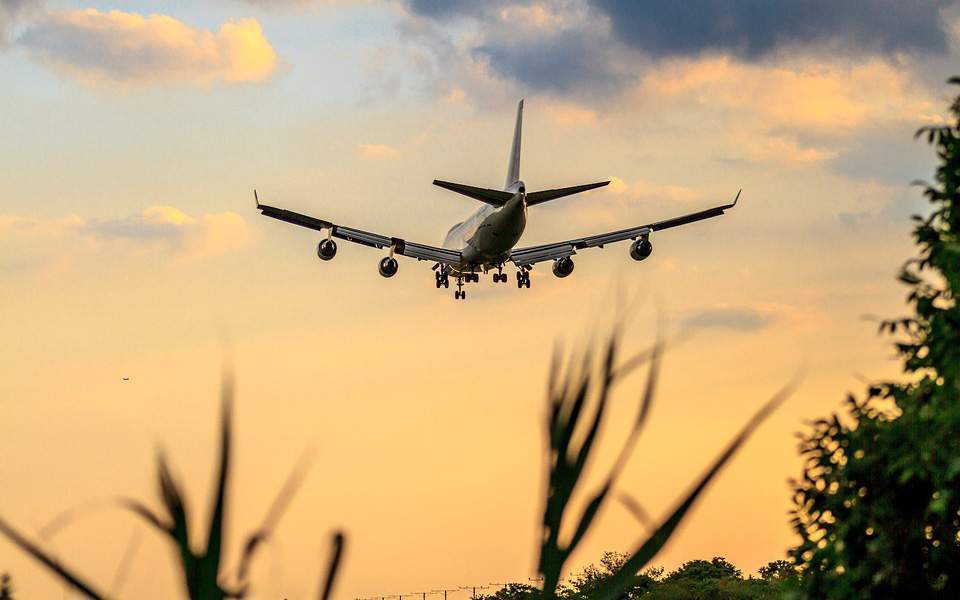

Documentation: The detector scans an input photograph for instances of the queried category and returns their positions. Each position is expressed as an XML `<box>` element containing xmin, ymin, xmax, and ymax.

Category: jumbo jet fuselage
<box><xmin>444</xmin><ymin>181</ymin><xmax>528</xmax><ymax>269</ymax></box>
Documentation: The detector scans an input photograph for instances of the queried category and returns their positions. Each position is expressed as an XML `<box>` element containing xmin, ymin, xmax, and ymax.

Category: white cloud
<box><xmin>18</xmin><ymin>9</ymin><xmax>279</xmax><ymax>87</ymax></box>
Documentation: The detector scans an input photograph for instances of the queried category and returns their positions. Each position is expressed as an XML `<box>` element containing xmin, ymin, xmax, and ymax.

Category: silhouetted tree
<box><xmin>480</xmin><ymin>583</ymin><xmax>541</xmax><ymax>600</ymax></box>
<box><xmin>665</xmin><ymin>557</ymin><xmax>742</xmax><ymax>582</ymax></box>
<box><xmin>790</xmin><ymin>77</ymin><xmax>960</xmax><ymax>598</ymax></box>
<box><xmin>756</xmin><ymin>559</ymin><xmax>795</xmax><ymax>582</ymax></box>
<box><xmin>560</xmin><ymin>552</ymin><xmax>659</xmax><ymax>599</ymax></box>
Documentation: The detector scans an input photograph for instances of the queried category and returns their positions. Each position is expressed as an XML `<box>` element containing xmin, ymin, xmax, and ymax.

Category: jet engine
<box><xmin>552</xmin><ymin>256</ymin><xmax>575</xmax><ymax>278</ymax></box>
<box><xmin>378</xmin><ymin>256</ymin><xmax>399</xmax><ymax>278</ymax></box>
<box><xmin>317</xmin><ymin>239</ymin><xmax>337</xmax><ymax>261</ymax></box>
<box><xmin>629</xmin><ymin>238</ymin><xmax>653</xmax><ymax>261</ymax></box>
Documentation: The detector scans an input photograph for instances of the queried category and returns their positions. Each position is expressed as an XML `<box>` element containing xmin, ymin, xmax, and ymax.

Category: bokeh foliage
<box><xmin>790</xmin><ymin>78</ymin><xmax>960</xmax><ymax>597</ymax></box>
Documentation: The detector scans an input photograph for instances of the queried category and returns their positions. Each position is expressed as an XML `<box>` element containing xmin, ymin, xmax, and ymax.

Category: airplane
<box><xmin>256</xmin><ymin>99</ymin><xmax>739</xmax><ymax>300</ymax></box>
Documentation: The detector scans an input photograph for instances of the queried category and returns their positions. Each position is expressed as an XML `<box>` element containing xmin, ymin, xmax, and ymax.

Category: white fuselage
<box><xmin>442</xmin><ymin>181</ymin><xmax>527</xmax><ymax>272</ymax></box>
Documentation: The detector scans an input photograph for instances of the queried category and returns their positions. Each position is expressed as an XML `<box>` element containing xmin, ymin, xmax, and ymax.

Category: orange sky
<box><xmin>2</xmin><ymin>1</ymin><xmax>958</xmax><ymax>598</ymax></box>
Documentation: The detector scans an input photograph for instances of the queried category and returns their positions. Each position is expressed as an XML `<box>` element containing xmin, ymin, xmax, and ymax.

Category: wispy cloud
<box><xmin>357</xmin><ymin>143</ymin><xmax>400</xmax><ymax>158</ymax></box>
<box><xmin>18</xmin><ymin>9</ymin><xmax>279</xmax><ymax>87</ymax></box>
<box><xmin>1</xmin><ymin>206</ymin><xmax>257</xmax><ymax>261</ymax></box>
<box><xmin>683</xmin><ymin>306</ymin><xmax>774</xmax><ymax>332</ymax></box>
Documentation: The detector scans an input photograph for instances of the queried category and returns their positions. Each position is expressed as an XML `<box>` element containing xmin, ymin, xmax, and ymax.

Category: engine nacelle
<box><xmin>552</xmin><ymin>256</ymin><xmax>575</xmax><ymax>278</ymax></box>
<box><xmin>317</xmin><ymin>239</ymin><xmax>337</xmax><ymax>261</ymax></box>
<box><xmin>629</xmin><ymin>238</ymin><xmax>653</xmax><ymax>261</ymax></box>
<box><xmin>378</xmin><ymin>256</ymin><xmax>399</xmax><ymax>278</ymax></box>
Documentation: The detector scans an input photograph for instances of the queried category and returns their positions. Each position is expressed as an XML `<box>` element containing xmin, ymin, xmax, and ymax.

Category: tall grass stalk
<box><xmin>538</xmin><ymin>330</ymin><xmax>796</xmax><ymax>599</ymax></box>
<box><xmin>0</xmin><ymin>374</ymin><xmax>344</xmax><ymax>600</ymax></box>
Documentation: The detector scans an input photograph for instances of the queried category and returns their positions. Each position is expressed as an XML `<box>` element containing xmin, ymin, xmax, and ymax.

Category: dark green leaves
<box><xmin>791</xmin><ymin>76</ymin><xmax>960</xmax><ymax>598</ymax></box>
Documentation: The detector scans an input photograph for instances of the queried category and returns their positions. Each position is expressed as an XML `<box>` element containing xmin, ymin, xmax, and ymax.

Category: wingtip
<box><xmin>254</xmin><ymin>189</ymin><xmax>260</xmax><ymax>208</ymax></box>
<box><xmin>732</xmin><ymin>188</ymin><xmax>741</xmax><ymax>206</ymax></box>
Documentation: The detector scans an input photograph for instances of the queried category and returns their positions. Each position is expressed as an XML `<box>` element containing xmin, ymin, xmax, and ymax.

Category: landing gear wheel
<box><xmin>516</xmin><ymin>270</ymin><xmax>531</xmax><ymax>288</ymax></box>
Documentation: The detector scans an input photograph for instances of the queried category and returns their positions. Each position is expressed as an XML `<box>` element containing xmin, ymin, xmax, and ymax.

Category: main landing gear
<box><xmin>435</xmin><ymin>271</ymin><xmax>450</xmax><ymax>288</ymax></box>
<box><xmin>492</xmin><ymin>266</ymin><xmax>508</xmax><ymax>283</ymax></box>
<box><xmin>454</xmin><ymin>276</ymin><xmax>466</xmax><ymax>300</ymax></box>
<box><xmin>516</xmin><ymin>269</ymin><xmax>531</xmax><ymax>288</ymax></box>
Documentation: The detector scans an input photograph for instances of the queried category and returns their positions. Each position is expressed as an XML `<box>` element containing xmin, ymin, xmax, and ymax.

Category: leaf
<box><xmin>117</xmin><ymin>498</ymin><xmax>171</xmax><ymax>535</ymax></box>
<box><xmin>156</xmin><ymin>449</ymin><xmax>198</xmax><ymax>594</ymax></box>
<box><xmin>0</xmin><ymin>516</ymin><xmax>109</xmax><ymax>600</ymax></box>
<box><xmin>199</xmin><ymin>388</ymin><xmax>233</xmax><ymax>599</ymax></box>
<box><xmin>235</xmin><ymin>449</ymin><xmax>314</xmax><ymax>585</ymax></box>
<box><xmin>317</xmin><ymin>531</ymin><xmax>345</xmax><ymax>600</ymax></box>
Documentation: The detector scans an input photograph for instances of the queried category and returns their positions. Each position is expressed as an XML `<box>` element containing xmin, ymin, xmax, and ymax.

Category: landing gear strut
<box><xmin>516</xmin><ymin>269</ymin><xmax>531</xmax><ymax>288</ymax></box>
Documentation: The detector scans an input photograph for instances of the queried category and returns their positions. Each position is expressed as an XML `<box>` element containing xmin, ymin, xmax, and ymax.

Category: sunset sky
<box><xmin>3</xmin><ymin>1</ymin><xmax>960</xmax><ymax>598</ymax></box>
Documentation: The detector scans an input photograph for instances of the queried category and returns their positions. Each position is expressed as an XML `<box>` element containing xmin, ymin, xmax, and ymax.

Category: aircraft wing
<box><xmin>509</xmin><ymin>190</ymin><xmax>740</xmax><ymax>267</ymax></box>
<box><xmin>257</xmin><ymin>200</ymin><xmax>462</xmax><ymax>265</ymax></box>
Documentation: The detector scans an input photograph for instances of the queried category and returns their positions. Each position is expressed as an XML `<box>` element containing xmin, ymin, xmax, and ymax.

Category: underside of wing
<box><xmin>257</xmin><ymin>201</ymin><xmax>462</xmax><ymax>266</ymax></box>
<box><xmin>510</xmin><ymin>190</ymin><xmax>740</xmax><ymax>266</ymax></box>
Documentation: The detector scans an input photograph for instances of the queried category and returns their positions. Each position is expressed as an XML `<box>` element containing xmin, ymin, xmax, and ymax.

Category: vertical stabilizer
<box><xmin>505</xmin><ymin>99</ymin><xmax>523</xmax><ymax>189</ymax></box>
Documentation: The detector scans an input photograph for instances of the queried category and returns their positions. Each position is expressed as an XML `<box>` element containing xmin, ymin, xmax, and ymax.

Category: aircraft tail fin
<box><xmin>433</xmin><ymin>180</ymin><xmax>514</xmax><ymax>207</ymax></box>
<box><xmin>505</xmin><ymin>99</ymin><xmax>523</xmax><ymax>189</ymax></box>
<box><xmin>525</xmin><ymin>181</ymin><xmax>610</xmax><ymax>206</ymax></box>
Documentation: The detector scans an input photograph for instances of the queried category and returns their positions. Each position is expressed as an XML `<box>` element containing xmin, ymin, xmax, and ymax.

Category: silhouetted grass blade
<box><xmin>539</xmin><ymin>334</ymin><xmax>662</xmax><ymax>598</ymax></box>
<box><xmin>199</xmin><ymin>393</ymin><xmax>232</xmax><ymax>599</ymax></box>
<box><xmin>590</xmin><ymin>378</ymin><xmax>799</xmax><ymax>600</ymax></box>
<box><xmin>235</xmin><ymin>450</ymin><xmax>315</xmax><ymax>586</ymax></box>
<box><xmin>318</xmin><ymin>531</ymin><xmax>345</xmax><ymax>600</ymax></box>
<box><xmin>0</xmin><ymin>516</ymin><xmax>108</xmax><ymax>600</ymax></box>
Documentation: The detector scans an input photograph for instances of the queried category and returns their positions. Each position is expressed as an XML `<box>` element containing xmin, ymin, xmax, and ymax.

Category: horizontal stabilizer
<box><xmin>433</xmin><ymin>180</ymin><xmax>514</xmax><ymax>207</ymax></box>
<box><xmin>526</xmin><ymin>181</ymin><xmax>610</xmax><ymax>206</ymax></box>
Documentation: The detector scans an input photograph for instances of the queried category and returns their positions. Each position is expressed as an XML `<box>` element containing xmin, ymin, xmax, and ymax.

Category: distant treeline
<box><xmin>475</xmin><ymin>552</ymin><xmax>795</xmax><ymax>599</ymax></box>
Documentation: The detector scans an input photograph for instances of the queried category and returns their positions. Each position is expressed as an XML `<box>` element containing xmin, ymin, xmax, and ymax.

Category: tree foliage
<box><xmin>790</xmin><ymin>77</ymin><xmax>960</xmax><ymax>597</ymax></box>
<box><xmin>477</xmin><ymin>555</ymin><xmax>792</xmax><ymax>600</ymax></box>
<box><xmin>664</xmin><ymin>557</ymin><xmax>742</xmax><ymax>582</ymax></box>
